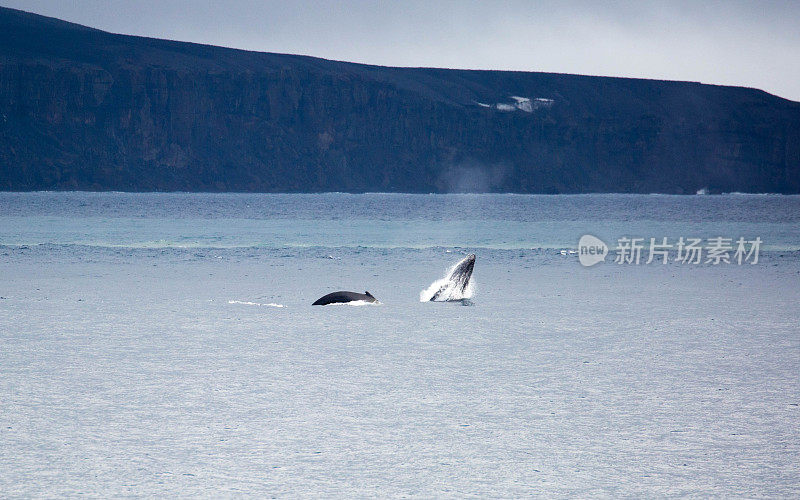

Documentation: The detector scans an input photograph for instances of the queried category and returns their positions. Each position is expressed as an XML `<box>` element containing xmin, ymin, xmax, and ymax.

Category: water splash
<box><xmin>326</xmin><ymin>300</ymin><xmax>381</xmax><ymax>306</ymax></box>
<box><xmin>228</xmin><ymin>300</ymin><xmax>285</xmax><ymax>308</ymax></box>
<box><xmin>420</xmin><ymin>255</ymin><xmax>476</xmax><ymax>302</ymax></box>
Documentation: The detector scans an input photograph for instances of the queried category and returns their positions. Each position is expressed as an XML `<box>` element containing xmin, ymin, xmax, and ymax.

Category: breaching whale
<box><xmin>421</xmin><ymin>254</ymin><xmax>476</xmax><ymax>302</ymax></box>
<box><xmin>312</xmin><ymin>291</ymin><xmax>378</xmax><ymax>306</ymax></box>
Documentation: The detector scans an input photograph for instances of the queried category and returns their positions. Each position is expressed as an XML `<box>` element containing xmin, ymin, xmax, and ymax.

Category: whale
<box><xmin>423</xmin><ymin>254</ymin><xmax>476</xmax><ymax>302</ymax></box>
<box><xmin>312</xmin><ymin>290</ymin><xmax>378</xmax><ymax>306</ymax></box>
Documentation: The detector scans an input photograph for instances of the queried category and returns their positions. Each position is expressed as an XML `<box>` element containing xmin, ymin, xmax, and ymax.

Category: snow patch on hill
<box><xmin>475</xmin><ymin>96</ymin><xmax>554</xmax><ymax>113</ymax></box>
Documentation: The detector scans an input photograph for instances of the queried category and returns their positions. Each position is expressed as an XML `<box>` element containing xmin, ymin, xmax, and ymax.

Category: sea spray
<box><xmin>420</xmin><ymin>254</ymin><xmax>476</xmax><ymax>301</ymax></box>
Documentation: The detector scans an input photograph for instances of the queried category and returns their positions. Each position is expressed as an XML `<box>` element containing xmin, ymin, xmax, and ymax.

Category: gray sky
<box><xmin>3</xmin><ymin>0</ymin><xmax>799</xmax><ymax>101</ymax></box>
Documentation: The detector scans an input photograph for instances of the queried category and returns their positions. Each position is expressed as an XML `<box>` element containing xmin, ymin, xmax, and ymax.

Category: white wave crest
<box><xmin>228</xmin><ymin>300</ymin><xmax>285</xmax><ymax>308</ymax></box>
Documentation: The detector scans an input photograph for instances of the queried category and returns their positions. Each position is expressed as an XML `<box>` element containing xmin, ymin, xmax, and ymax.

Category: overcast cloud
<box><xmin>2</xmin><ymin>0</ymin><xmax>798</xmax><ymax>101</ymax></box>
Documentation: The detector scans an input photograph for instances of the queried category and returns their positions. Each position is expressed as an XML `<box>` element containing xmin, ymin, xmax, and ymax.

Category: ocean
<box><xmin>1</xmin><ymin>192</ymin><xmax>798</xmax><ymax>497</ymax></box>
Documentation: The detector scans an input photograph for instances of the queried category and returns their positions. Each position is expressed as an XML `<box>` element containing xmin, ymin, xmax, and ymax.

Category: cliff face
<box><xmin>1</xmin><ymin>7</ymin><xmax>799</xmax><ymax>193</ymax></box>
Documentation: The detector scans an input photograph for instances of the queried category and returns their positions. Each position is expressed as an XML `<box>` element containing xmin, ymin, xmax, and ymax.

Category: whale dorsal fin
<box><xmin>365</xmin><ymin>291</ymin><xmax>373</xmax><ymax>298</ymax></box>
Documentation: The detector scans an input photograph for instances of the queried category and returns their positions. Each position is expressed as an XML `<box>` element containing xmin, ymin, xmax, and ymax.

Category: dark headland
<box><xmin>1</xmin><ymin>6</ymin><xmax>798</xmax><ymax>193</ymax></box>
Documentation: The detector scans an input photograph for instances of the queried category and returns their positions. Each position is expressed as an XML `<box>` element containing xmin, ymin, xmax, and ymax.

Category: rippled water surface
<box><xmin>1</xmin><ymin>192</ymin><xmax>799</xmax><ymax>250</ymax></box>
<box><xmin>1</xmin><ymin>193</ymin><xmax>798</xmax><ymax>497</ymax></box>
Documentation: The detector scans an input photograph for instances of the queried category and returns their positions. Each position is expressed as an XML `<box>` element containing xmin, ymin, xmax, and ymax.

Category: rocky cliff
<box><xmin>1</xmin><ymin>7</ymin><xmax>799</xmax><ymax>193</ymax></box>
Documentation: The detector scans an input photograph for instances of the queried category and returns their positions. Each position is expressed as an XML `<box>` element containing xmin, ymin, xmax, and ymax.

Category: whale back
<box><xmin>312</xmin><ymin>290</ymin><xmax>378</xmax><ymax>305</ymax></box>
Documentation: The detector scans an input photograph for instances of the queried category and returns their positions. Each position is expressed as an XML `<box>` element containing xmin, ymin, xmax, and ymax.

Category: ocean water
<box><xmin>1</xmin><ymin>192</ymin><xmax>799</xmax><ymax>497</ymax></box>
